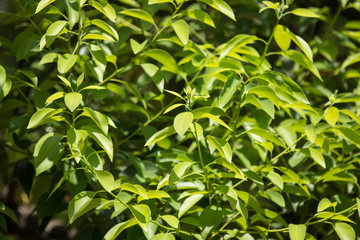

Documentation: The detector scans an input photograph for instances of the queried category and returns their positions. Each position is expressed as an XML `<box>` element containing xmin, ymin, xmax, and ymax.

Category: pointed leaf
<box><xmin>178</xmin><ymin>194</ymin><xmax>203</xmax><ymax>218</ymax></box>
<box><xmin>89</xmin><ymin>0</ymin><xmax>116</xmax><ymax>22</ymax></box>
<box><xmin>174</xmin><ymin>112</ymin><xmax>193</xmax><ymax>137</ymax></box>
<box><xmin>161</xmin><ymin>215</ymin><xmax>179</xmax><ymax>229</ymax></box>
<box><xmin>64</xmin><ymin>92</ymin><xmax>82</xmax><ymax>112</ymax></box>
<box><xmin>58</xmin><ymin>54</ymin><xmax>78</xmax><ymax>74</ymax></box>
<box><xmin>104</xmin><ymin>219</ymin><xmax>137</xmax><ymax>240</ymax></box>
<box><xmin>121</xmin><ymin>9</ymin><xmax>156</xmax><ymax>26</ymax></box>
<box><xmin>333</xmin><ymin>222</ymin><xmax>355</xmax><ymax>240</ymax></box>
<box><xmin>82</xmin><ymin>107</ymin><xmax>109</xmax><ymax>135</ymax></box>
<box><xmin>94</xmin><ymin>170</ymin><xmax>114</xmax><ymax>192</ymax></box>
<box><xmin>172</xmin><ymin>20</ymin><xmax>189</xmax><ymax>45</ymax></box>
<box><xmin>182</xmin><ymin>9</ymin><xmax>215</xmax><ymax>27</ymax></box>
<box><xmin>143</xmin><ymin>49</ymin><xmax>178</xmax><ymax>73</ymax></box>
<box><xmin>333</xmin><ymin>127</ymin><xmax>360</xmax><ymax>147</ymax></box>
<box><xmin>92</xmin><ymin>19</ymin><xmax>119</xmax><ymax>40</ymax></box>
<box><xmin>129</xmin><ymin>204</ymin><xmax>151</xmax><ymax>226</ymax></box>
<box><xmin>27</xmin><ymin>108</ymin><xmax>63</xmax><ymax>129</ymax></box>
<box><xmin>289</xmin><ymin>224</ymin><xmax>306</xmax><ymax>240</ymax></box>
<box><xmin>218</xmin><ymin>73</ymin><xmax>242</xmax><ymax>109</ymax></box>
<box><xmin>0</xmin><ymin>65</ymin><xmax>11</xmax><ymax>101</ymax></box>
<box><xmin>145</xmin><ymin>126</ymin><xmax>176</xmax><ymax>146</ymax></box>
<box><xmin>68</xmin><ymin>191</ymin><xmax>97</xmax><ymax>224</ymax></box>
<box><xmin>35</xmin><ymin>0</ymin><xmax>56</xmax><ymax>13</ymax></box>
<box><xmin>290</xmin><ymin>8</ymin><xmax>320</xmax><ymax>18</ymax></box>
<box><xmin>207</xmin><ymin>136</ymin><xmax>232</xmax><ymax>162</ymax></box>
<box><xmin>130</xmin><ymin>39</ymin><xmax>148</xmax><ymax>54</ymax></box>
<box><xmin>199</xmin><ymin>0</ymin><xmax>235</xmax><ymax>21</ymax></box>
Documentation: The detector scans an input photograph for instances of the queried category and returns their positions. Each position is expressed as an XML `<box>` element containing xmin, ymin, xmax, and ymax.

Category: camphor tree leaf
<box><xmin>64</xmin><ymin>92</ymin><xmax>82</xmax><ymax>112</ymax></box>
<box><xmin>33</xmin><ymin>132</ymin><xmax>64</xmax><ymax>176</ymax></box>
<box><xmin>40</xmin><ymin>20</ymin><xmax>67</xmax><ymax>50</ymax></box>
<box><xmin>274</xmin><ymin>25</ymin><xmax>291</xmax><ymax>51</ymax></box>
<box><xmin>88</xmin><ymin>0</ymin><xmax>116</xmax><ymax>22</ymax></box>
<box><xmin>89</xmin><ymin>44</ymin><xmax>107</xmax><ymax>73</ymax></box>
<box><xmin>145</xmin><ymin>126</ymin><xmax>176</xmax><ymax>146</ymax></box>
<box><xmin>301</xmin><ymin>148</ymin><xmax>326</xmax><ymax>168</ymax></box>
<box><xmin>92</xmin><ymin>19</ymin><xmax>119</xmax><ymax>40</ymax></box>
<box><xmin>130</xmin><ymin>39</ymin><xmax>148</xmax><ymax>55</ymax></box>
<box><xmin>82</xmin><ymin>125</ymin><xmax>113</xmax><ymax>161</ymax></box>
<box><xmin>207</xmin><ymin>136</ymin><xmax>232</xmax><ymax>162</ymax></box>
<box><xmin>219</xmin><ymin>73</ymin><xmax>242</xmax><ymax>109</ymax></box>
<box><xmin>182</xmin><ymin>9</ymin><xmax>215</xmax><ymax>28</ymax></box>
<box><xmin>142</xmin><ymin>49</ymin><xmax>179</xmax><ymax>74</ymax></box>
<box><xmin>0</xmin><ymin>65</ymin><xmax>11</xmax><ymax>101</ymax></box>
<box><xmin>289</xmin><ymin>8</ymin><xmax>320</xmax><ymax>18</ymax></box>
<box><xmin>128</xmin><ymin>204</ymin><xmax>151</xmax><ymax>227</ymax></box>
<box><xmin>333</xmin><ymin>126</ymin><xmax>360</xmax><ymax>148</ymax></box>
<box><xmin>317</xmin><ymin>198</ymin><xmax>336</xmax><ymax>212</ymax></box>
<box><xmin>199</xmin><ymin>0</ymin><xmax>236</xmax><ymax>21</ymax></box>
<box><xmin>333</xmin><ymin>222</ymin><xmax>355</xmax><ymax>240</ymax></box>
<box><xmin>121</xmin><ymin>9</ymin><xmax>157</xmax><ymax>27</ymax></box>
<box><xmin>172</xmin><ymin>20</ymin><xmax>189</xmax><ymax>45</ymax></box>
<box><xmin>174</xmin><ymin>112</ymin><xmax>193</xmax><ymax>137</ymax></box>
<box><xmin>0</xmin><ymin>202</ymin><xmax>18</xmax><ymax>224</ymax></box>
<box><xmin>325</xmin><ymin>106</ymin><xmax>339</xmax><ymax>126</ymax></box>
<box><xmin>35</xmin><ymin>0</ymin><xmax>56</xmax><ymax>13</ymax></box>
<box><xmin>68</xmin><ymin>191</ymin><xmax>97</xmax><ymax>224</ymax></box>
<box><xmin>82</xmin><ymin>107</ymin><xmax>109</xmax><ymax>135</ymax></box>
<box><xmin>161</xmin><ymin>215</ymin><xmax>179</xmax><ymax>229</ymax></box>
<box><xmin>169</xmin><ymin>162</ymin><xmax>194</xmax><ymax>187</ymax></box>
<box><xmin>265</xmin><ymin>171</ymin><xmax>283</xmax><ymax>190</ymax></box>
<box><xmin>104</xmin><ymin>218</ymin><xmax>137</xmax><ymax>240</ymax></box>
<box><xmin>57</xmin><ymin>54</ymin><xmax>78</xmax><ymax>74</ymax></box>
<box><xmin>94</xmin><ymin>170</ymin><xmax>114</xmax><ymax>192</ymax></box>
<box><xmin>289</xmin><ymin>224</ymin><xmax>306</xmax><ymax>240</ymax></box>
<box><xmin>265</xmin><ymin>190</ymin><xmax>285</xmax><ymax>207</ymax></box>
<box><xmin>341</xmin><ymin>53</ymin><xmax>360</xmax><ymax>70</ymax></box>
<box><xmin>178</xmin><ymin>194</ymin><xmax>203</xmax><ymax>218</ymax></box>
<box><xmin>27</xmin><ymin>108</ymin><xmax>63</xmax><ymax>129</ymax></box>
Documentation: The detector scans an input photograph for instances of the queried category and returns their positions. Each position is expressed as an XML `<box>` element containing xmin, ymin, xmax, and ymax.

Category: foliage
<box><xmin>1</xmin><ymin>0</ymin><xmax>360</xmax><ymax>239</ymax></box>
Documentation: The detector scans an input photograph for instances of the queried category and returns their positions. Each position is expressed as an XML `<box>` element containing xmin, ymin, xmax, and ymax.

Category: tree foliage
<box><xmin>0</xmin><ymin>0</ymin><xmax>360</xmax><ymax>239</ymax></box>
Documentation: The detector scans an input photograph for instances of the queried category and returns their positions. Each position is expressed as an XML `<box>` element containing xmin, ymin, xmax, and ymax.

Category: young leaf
<box><xmin>172</xmin><ymin>20</ymin><xmax>189</xmax><ymax>45</ymax></box>
<box><xmin>46</xmin><ymin>92</ymin><xmax>66</xmax><ymax>104</ymax></box>
<box><xmin>27</xmin><ymin>108</ymin><xmax>63</xmax><ymax>129</ymax></box>
<box><xmin>333</xmin><ymin>222</ymin><xmax>355</xmax><ymax>240</ymax></box>
<box><xmin>178</xmin><ymin>194</ymin><xmax>203</xmax><ymax>218</ymax></box>
<box><xmin>333</xmin><ymin>127</ymin><xmax>360</xmax><ymax>147</ymax></box>
<box><xmin>309</xmin><ymin>148</ymin><xmax>326</xmax><ymax>168</ymax></box>
<box><xmin>265</xmin><ymin>190</ymin><xmax>285</xmax><ymax>207</ymax></box>
<box><xmin>94</xmin><ymin>170</ymin><xmax>114</xmax><ymax>192</ymax></box>
<box><xmin>289</xmin><ymin>224</ymin><xmax>306</xmax><ymax>240</ymax></box>
<box><xmin>82</xmin><ymin>125</ymin><xmax>113</xmax><ymax>161</ymax></box>
<box><xmin>121</xmin><ymin>9</ymin><xmax>156</xmax><ymax>27</ymax></box>
<box><xmin>89</xmin><ymin>44</ymin><xmax>107</xmax><ymax>73</ymax></box>
<box><xmin>169</xmin><ymin>162</ymin><xmax>194</xmax><ymax>187</ymax></box>
<box><xmin>341</xmin><ymin>53</ymin><xmax>360</xmax><ymax>70</ymax></box>
<box><xmin>199</xmin><ymin>0</ymin><xmax>236</xmax><ymax>21</ymax></box>
<box><xmin>142</xmin><ymin>49</ymin><xmax>178</xmax><ymax>74</ymax></box>
<box><xmin>182</xmin><ymin>9</ymin><xmax>215</xmax><ymax>27</ymax></box>
<box><xmin>0</xmin><ymin>65</ymin><xmax>11</xmax><ymax>101</ymax></box>
<box><xmin>92</xmin><ymin>19</ymin><xmax>119</xmax><ymax>40</ymax></box>
<box><xmin>64</xmin><ymin>92</ymin><xmax>82</xmax><ymax>112</ymax></box>
<box><xmin>164</xmin><ymin>103</ymin><xmax>185</xmax><ymax>114</ymax></box>
<box><xmin>128</xmin><ymin>204</ymin><xmax>151</xmax><ymax>227</ymax></box>
<box><xmin>34</xmin><ymin>132</ymin><xmax>64</xmax><ymax>176</ymax></box>
<box><xmin>57</xmin><ymin>54</ymin><xmax>78</xmax><ymax>74</ymax></box>
<box><xmin>145</xmin><ymin>126</ymin><xmax>176</xmax><ymax>146</ymax></box>
<box><xmin>161</xmin><ymin>215</ymin><xmax>179</xmax><ymax>229</ymax></box>
<box><xmin>274</xmin><ymin>25</ymin><xmax>291</xmax><ymax>51</ymax></box>
<box><xmin>324</xmin><ymin>106</ymin><xmax>339</xmax><ymax>126</ymax></box>
<box><xmin>265</xmin><ymin>172</ymin><xmax>284</xmax><ymax>190</ymax></box>
<box><xmin>246</xmin><ymin>128</ymin><xmax>286</xmax><ymax>148</ymax></box>
<box><xmin>174</xmin><ymin>112</ymin><xmax>193</xmax><ymax>137</ymax></box>
<box><xmin>35</xmin><ymin>0</ymin><xmax>56</xmax><ymax>13</ymax></box>
<box><xmin>207</xmin><ymin>136</ymin><xmax>232</xmax><ymax>162</ymax></box>
<box><xmin>218</xmin><ymin>73</ymin><xmax>242</xmax><ymax>109</ymax></box>
<box><xmin>290</xmin><ymin>8</ymin><xmax>320</xmax><ymax>18</ymax></box>
<box><xmin>82</xmin><ymin>107</ymin><xmax>109</xmax><ymax>135</ymax></box>
<box><xmin>68</xmin><ymin>191</ymin><xmax>97</xmax><ymax>224</ymax></box>
<box><xmin>317</xmin><ymin>198</ymin><xmax>333</xmax><ymax>212</ymax></box>
<box><xmin>130</xmin><ymin>39</ymin><xmax>148</xmax><ymax>54</ymax></box>
<box><xmin>104</xmin><ymin>219</ymin><xmax>137</xmax><ymax>240</ymax></box>
<box><xmin>141</xmin><ymin>63</ymin><xmax>164</xmax><ymax>92</ymax></box>
<box><xmin>88</xmin><ymin>0</ymin><xmax>116</xmax><ymax>22</ymax></box>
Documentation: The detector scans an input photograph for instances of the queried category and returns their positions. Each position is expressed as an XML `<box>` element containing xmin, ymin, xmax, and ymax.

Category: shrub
<box><xmin>0</xmin><ymin>0</ymin><xmax>360</xmax><ymax>239</ymax></box>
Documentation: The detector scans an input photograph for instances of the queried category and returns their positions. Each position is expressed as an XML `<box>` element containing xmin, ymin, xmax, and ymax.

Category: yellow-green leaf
<box><xmin>290</xmin><ymin>8</ymin><xmax>320</xmax><ymax>18</ymax></box>
<box><xmin>64</xmin><ymin>92</ymin><xmax>82</xmax><ymax>112</ymax></box>
<box><xmin>289</xmin><ymin>224</ymin><xmax>306</xmax><ymax>240</ymax></box>
<box><xmin>172</xmin><ymin>20</ymin><xmax>189</xmax><ymax>45</ymax></box>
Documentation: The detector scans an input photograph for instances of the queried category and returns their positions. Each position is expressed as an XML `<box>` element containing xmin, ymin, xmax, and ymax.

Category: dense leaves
<box><xmin>0</xmin><ymin>0</ymin><xmax>360</xmax><ymax>239</ymax></box>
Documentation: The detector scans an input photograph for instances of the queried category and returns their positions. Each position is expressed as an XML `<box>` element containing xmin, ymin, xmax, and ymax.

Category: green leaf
<box><xmin>341</xmin><ymin>53</ymin><xmax>360</xmax><ymax>70</ymax></box>
<box><xmin>68</xmin><ymin>191</ymin><xmax>97</xmax><ymax>224</ymax></box>
<box><xmin>88</xmin><ymin>0</ymin><xmax>116</xmax><ymax>22</ymax></box>
<box><xmin>0</xmin><ymin>65</ymin><xmax>11</xmax><ymax>101</ymax></box>
<box><xmin>141</xmin><ymin>63</ymin><xmax>164</xmax><ymax>92</ymax></box>
<box><xmin>145</xmin><ymin>126</ymin><xmax>176</xmax><ymax>146</ymax></box>
<box><xmin>64</xmin><ymin>92</ymin><xmax>82</xmax><ymax>112</ymax></box>
<box><xmin>274</xmin><ymin>25</ymin><xmax>291</xmax><ymax>51</ymax></box>
<box><xmin>0</xmin><ymin>203</ymin><xmax>18</xmax><ymax>224</ymax></box>
<box><xmin>148</xmin><ymin>0</ymin><xmax>173</xmax><ymax>4</ymax></box>
<box><xmin>164</xmin><ymin>103</ymin><xmax>185</xmax><ymax>114</ymax></box>
<box><xmin>281</xmin><ymin>50</ymin><xmax>322</xmax><ymax>81</ymax></box>
<box><xmin>142</xmin><ymin>49</ymin><xmax>178</xmax><ymax>74</ymax></box>
<box><xmin>325</xmin><ymin>106</ymin><xmax>339</xmax><ymax>126</ymax></box>
<box><xmin>122</xmin><ymin>183</ymin><xmax>148</xmax><ymax>200</ymax></box>
<box><xmin>190</xmin><ymin>122</ymin><xmax>203</xmax><ymax>141</ymax></box>
<box><xmin>169</xmin><ymin>162</ymin><xmax>194</xmax><ymax>187</ymax></box>
<box><xmin>104</xmin><ymin>219</ymin><xmax>137</xmax><ymax>240</ymax></box>
<box><xmin>200</xmin><ymin>206</ymin><xmax>223</xmax><ymax>238</ymax></box>
<box><xmin>35</xmin><ymin>0</ymin><xmax>56</xmax><ymax>13</ymax></box>
<box><xmin>178</xmin><ymin>194</ymin><xmax>203</xmax><ymax>218</ymax></box>
<box><xmin>289</xmin><ymin>224</ymin><xmax>306</xmax><ymax>240</ymax></box>
<box><xmin>213</xmin><ymin>158</ymin><xmax>244</xmax><ymax>179</ymax></box>
<box><xmin>199</xmin><ymin>0</ymin><xmax>236</xmax><ymax>21</ymax></box>
<box><xmin>34</xmin><ymin>132</ymin><xmax>64</xmax><ymax>176</ymax></box>
<box><xmin>121</xmin><ymin>9</ymin><xmax>156</xmax><ymax>27</ymax></box>
<box><xmin>290</xmin><ymin>8</ymin><xmax>320</xmax><ymax>18</ymax></box>
<box><xmin>89</xmin><ymin>44</ymin><xmax>107</xmax><ymax>73</ymax></box>
<box><xmin>129</xmin><ymin>204</ymin><xmax>151</xmax><ymax>226</ymax></box>
<box><xmin>41</xmin><ymin>20</ymin><xmax>67</xmax><ymax>49</ymax></box>
<box><xmin>182</xmin><ymin>9</ymin><xmax>215</xmax><ymax>27</ymax></box>
<box><xmin>46</xmin><ymin>92</ymin><xmax>65</xmax><ymax>104</ymax></box>
<box><xmin>172</xmin><ymin>20</ymin><xmax>189</xmax><ymax>45</ymax></box>
<box><xmin>130</xmin><ymin>39</ymin><xmax>148</xmax><ymax>55</ymax></box>
<box><xmin>333</xmin><ymin>222</ymin><xmax>355</xmax><ymax>240</ymax></box>
<box><xmin>357</xmin><ymin>198</ymin><xmax>360</xmax><ymax>217</ymax></box>
<box><xmin>27</xmin><ymin>108</ymin><xmax>63</xmax><ymax>129</ymax></box>
<box><xmin>83</xmin><ymin>125</ymin><xmax>113</xmax><ymax>161</ymax></box>
<box><xmin>246</xmin><ymin>128</ymin><xmax>286</xmax><ymax>148</ymax></box>
<box><xmin>317</xmin><ymin>198</ymin><xmax>335</xmax><ymax>212</ymax></box>
<box><xmin>92</xmin><ymin>19</ymin><xmax>119</xmax><ymax>40</ymax></box>
<box><xmin>265</xmin><ymin>172</ymin><xmax>283</xmax><ymax>190</ymax></box>
<box><xmin>58</xmin><ymin>54</ymin><xmax>78</xmax><ymax>74</ymax></box>
<box><xmin>341</xmin><ymin>109</ymin><xmax>360</xmax><ymax>125</ymax></box>
<box><xmin>174</xmin><ymin>112</ymin><xmax>193</xmax><ymax>137</ymax></box>
<box><xmin>207</xmin><ymin>136</ymin><xmax>232</xmax><ymax>162</ymax></box>
<box><xmin>82</xmin><ymin>107</ymin><xmax>109</xmax><ymax>135</ymax></box>
<box><xmin>150</xmin><ymin>233</ymin><xmax>175</xmax><ymax>240</ymax></box>
<box><xmin>333</xmin><ymin>126</ymin><xmax>360</xmax><ymax>147</ymax></box>
<box><xmin>304</xmin><ymin>148</ymin><xmax>326</xmax><ymax>168</ymax></box>
<box><xmin>219</xmin><ymin>73</ymin><xmax>242</xmax><ymax>109</ymax></box>
<box><xmin>302</xmin><ymin>125</ymin><xmax>316</xmax><ymax>143</ymax></box>
<box><xmin>161</xmin><ymin>215</ymin><xmax>179</xmax><ymax>229</ymax></box>
<box><xmin>40</xmin><ymin>53</ymin><xmax>58</xmax><ymax>64</ymax></box>
<box><xmin>265</xmin><ymin>190</ymin><xmax>285</xmax><ymax>207</ymax></box>
<box><xmin>245</xmin><ymin>93</ymin><xmax>274</xmax><ymax>119</ymax></box>
<box><xmin>94</xmin><ymin>170</ymin><xmax>114</xmax><ymax>192</ymax></box>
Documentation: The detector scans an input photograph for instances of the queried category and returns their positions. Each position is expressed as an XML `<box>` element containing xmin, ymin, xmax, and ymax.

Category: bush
<box><xmin>0</xmin><ymin>0</ymin><xmax>360</xmax><ymax>239</ymax></box>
